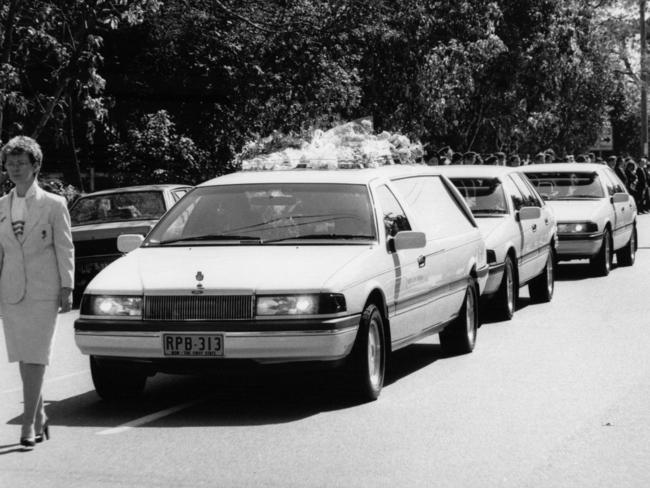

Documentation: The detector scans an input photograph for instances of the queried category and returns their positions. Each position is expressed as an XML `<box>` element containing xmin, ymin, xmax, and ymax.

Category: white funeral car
<box><xmin>75</xmin><ymin>165</ymin><xmax>488</xmax><ymax>402</ymax></box>
<box><xmin>438</xmin><ymin>166</ymin><xmax>557</xmax><ymax>320</ymax></box>
<box><xmin>522</xmin><ymin>163</ymin><xmax>637</xmax><ymax>276</ymax></box>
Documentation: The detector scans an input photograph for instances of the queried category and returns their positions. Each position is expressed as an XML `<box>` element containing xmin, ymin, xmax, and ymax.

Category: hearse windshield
<box><xmin>145</xmin><ymin>183</ymin><xmax>377</xmax><ymax>245</ymax></box>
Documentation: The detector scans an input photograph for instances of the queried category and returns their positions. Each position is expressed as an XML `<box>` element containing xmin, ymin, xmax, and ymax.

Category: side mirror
<box><xmin>612</xmin><ymin>192</ymin><xmax>629</xmax><ymax>203</ymax></box>
<box><xmin>117</xmin><ymin>234</ymin><xmax>144</xmax><ymax>253</ymax></box>
<box><xmin>391</xmin><ymin>231</ymin><xmax>426</xmax><ymax>251</ymax></box>
<box><xmin>518</xmin><ymin>206</ymin><xmax>541</xmax><ymax>221</ymax></box>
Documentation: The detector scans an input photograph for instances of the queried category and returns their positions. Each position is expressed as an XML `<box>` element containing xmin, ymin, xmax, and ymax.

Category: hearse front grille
<box><xmin>144</xmin><ymin>295</ymin><xmax>254</xmax><ymax>321</ymax></box>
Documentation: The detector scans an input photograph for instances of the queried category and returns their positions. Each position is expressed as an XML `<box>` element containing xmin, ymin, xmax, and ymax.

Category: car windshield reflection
<box><xmin>526</xmin><ymin>172</ymin><xmax>604</xmax><ymax>200</ymax></box>
<box><xmin>145</xmin><ymin>183</ymin><xmax>377</xmax><ymax>246</ymax></box>
<box><xmin>70</xmin><ymin>191</ymin><xmax>166</xmax><ymax>225</ymax></box>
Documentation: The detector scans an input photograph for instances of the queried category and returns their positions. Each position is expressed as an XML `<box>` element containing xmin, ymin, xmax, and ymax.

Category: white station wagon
<box><xmin>75</xmin><ymin>165</ymin><xmax>488</xmax><ymax>402</ymax></box>
<box><xmin>522</xmin><ymin>163</ymin><xmax>637</xmax><ymax>276</ymax></box>
<box><xmin>438</xmin><ymin>166</ymin><xmax>557</xmax><ymax>320</ymax></box>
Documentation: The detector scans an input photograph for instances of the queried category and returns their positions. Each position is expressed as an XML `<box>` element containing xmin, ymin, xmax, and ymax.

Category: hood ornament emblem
<box><xmin>192</xmin><ymin>271</ymin><xmax>205</xmax><ymax>294</ymax></box>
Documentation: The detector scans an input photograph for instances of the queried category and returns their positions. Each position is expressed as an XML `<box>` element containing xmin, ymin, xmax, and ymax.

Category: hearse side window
<box><xmin>375</xmin><ymin>185</ymin><xmax>411</xmax><ymax>238</ymax></box>
<box><xmin>603</xmin><ymin>168</ymin><xmax>626</xmax><ymax>194</ymax></box>
<box><xmin>502</xmin><ymin>176</ymin><xmax>526</xmax><ymax>210</ymax></box>
<box><xmin>511</xmin><ymin>174</ymin><xmax>542</xmax><ymax>207</ymax></box>
<box><xmin>391</xmin><ymin>176</ymin><xmax>475</xmax><ymax>238</ymax></box>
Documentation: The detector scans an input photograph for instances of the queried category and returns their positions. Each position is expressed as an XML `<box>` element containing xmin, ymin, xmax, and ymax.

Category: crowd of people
<box><xmin>426</xmin><ymin>147</ymin><xmax>650</xmax><ymax>214</ymax></box>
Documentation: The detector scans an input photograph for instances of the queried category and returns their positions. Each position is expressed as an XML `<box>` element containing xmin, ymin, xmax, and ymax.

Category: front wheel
<box><xmin>529</xmin><ymin>250</ymin><xmax>555</xmax><ymax>303</ymax></box>
<box><xmin>345</xmin><ymin>303</ymin><xmax>386</xmax><ymax>402</ymax></box>
<box><xmin>492</xmin><ymin>256</ymin><xmax>517</xmax><ymax>320</ymax></box>
<box><xmin>616</xmin><ymin>226</ymin><xmax>637</xmax><ymax>267</ymax></box>
<box><xmin>90</xmin><ymin>356</ymin><xmax>147</xmax><ymax>401</ymax></box>
<box><xmin>440</xmin><ymin>279</ymin><xmax>478</xmax><ymax>356</ymax></box>
<box><xmin>590</xmin><ymin>230</ymin><xmax>612</xmax><ymax>277</ymax></box>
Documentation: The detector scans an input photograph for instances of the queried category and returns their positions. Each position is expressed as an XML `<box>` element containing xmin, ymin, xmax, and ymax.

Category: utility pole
<box><xmin>642</xmin><ymin>0</ymin><xmax>648</xmax><ymax>157</ymax></box>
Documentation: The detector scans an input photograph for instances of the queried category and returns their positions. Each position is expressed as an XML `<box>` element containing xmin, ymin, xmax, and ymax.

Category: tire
<box><xmin>90</xmin><ymin>356</ymin><xmax>147</xmax><ymax>401</ymax></box>
<box><xmin>440</xmin><ymin>279</ymin><xmax>478</xmax><ymax>356</ymax></box>
<box><xmin>590</xmin><ymin>230</ymin><xmax>612</xmax><ymax>276</ymax></box>
<box><xmin>345</xmin><ymin>303</ymin><xmax>386</xmax><ymax>402</ymax></box>
<box><xmin>529</xmin><ymin>249</ymin><xmax>555</xmax><ymax>303</ymax></box>
<box><xmin>616</xmin><ymin>225</ymin><xmax>637</xmax><ymax>267</ymax></box>
<box><xmin>491</xmin><ymin>256</ymin><xmax>517</xmax><ymax>320</ymax></box>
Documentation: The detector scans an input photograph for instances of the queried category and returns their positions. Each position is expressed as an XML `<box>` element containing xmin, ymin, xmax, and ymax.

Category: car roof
<box><xmin>77</xmin><ymin>184</ymin><xmax>192</xmax><ymax>198</ymax></box>
<box><xmin>435</xmin><ymin>165</ymin><xmax>523</xmax><ymax>178</ymax></box>
<box><xmin>520</xmin><ymin>163</ymin><xmax>606</xmax><ymax>173</ymax></box>
<box><xmin>198</xmin><ymin>165</ymin><xmax>445</xmax><ymax>187</ymax></box>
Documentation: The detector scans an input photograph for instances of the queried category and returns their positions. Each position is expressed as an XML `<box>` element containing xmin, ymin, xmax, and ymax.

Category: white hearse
<box><xmin>522</xmin><ymin>163</ymin><xmax>637</xmax><ymax>276</ymax></box>
<box><xmin>75</xmin><ymin>165</ymin><xmax>488</xmax><ymax>402</ymax></box>
<box><xmin>438</xmin><ymin>166</ymin><xmax>557</xmax><ymax>320</ymax></box>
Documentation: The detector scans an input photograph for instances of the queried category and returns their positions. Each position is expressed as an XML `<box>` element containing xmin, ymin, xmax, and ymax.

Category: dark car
<box><xmin>70</xmin><ymin>184</ymin><xmax>191</xmax><ymax>303</ymax></box>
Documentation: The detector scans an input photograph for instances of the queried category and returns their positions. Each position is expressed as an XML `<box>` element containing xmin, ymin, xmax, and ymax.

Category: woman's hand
<box><xmin>59</xmin><ymin>287</ymin><xmax>73</xmax><ymax>313</ymax></box>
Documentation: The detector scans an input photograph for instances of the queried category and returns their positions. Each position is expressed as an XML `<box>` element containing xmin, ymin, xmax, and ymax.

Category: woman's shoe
<box><xmin>20</xmin><ymin>437</ymin><xmax>36</xmax><ymax>450</ymax></box>
<box><xmin>35</xmin><ymin>421</ymin><xmax>50</xmax><ymax>443</ymax></box>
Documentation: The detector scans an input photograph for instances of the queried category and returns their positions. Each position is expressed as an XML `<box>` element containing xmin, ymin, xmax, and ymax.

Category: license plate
<box><xmin>162</xmin><ymin>334</ymin><xmax>224</xmax><ymax>357</ymax></box>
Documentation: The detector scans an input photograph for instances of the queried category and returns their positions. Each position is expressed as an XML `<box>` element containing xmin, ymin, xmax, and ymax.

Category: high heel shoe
<box><xmin>35</xmin><ymin>421</ymin><xmax>50</xmax><ymax>443</ymax></box>
<box><xmin>20</xmin><ymin>437</ymin><xmax>36</xmax><ymax>450</ymax></box>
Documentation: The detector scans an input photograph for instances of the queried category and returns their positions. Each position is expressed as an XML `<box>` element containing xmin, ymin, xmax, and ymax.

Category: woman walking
<box><xmin>0</xmin><ymin>136</ymin><xmax>74</xmax><ymax>449</ymax></box>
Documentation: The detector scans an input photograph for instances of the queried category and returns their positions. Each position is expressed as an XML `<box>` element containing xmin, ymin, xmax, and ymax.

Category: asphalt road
<box><xmin>2</xmin><ymin>216</ymin><xmax>650</xmax><ymax>487</ymax></box>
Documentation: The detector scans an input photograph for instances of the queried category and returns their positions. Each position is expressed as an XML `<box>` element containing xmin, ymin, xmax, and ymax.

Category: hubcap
<box><xmin>367</xmin><ymin>318</ymin><xmax>382</xmax><ymax>390</ymax></box>
<box><xmin>466</xmin><ymin>289</ymin><xmax>476</xmax><ymax>344</ymax></box>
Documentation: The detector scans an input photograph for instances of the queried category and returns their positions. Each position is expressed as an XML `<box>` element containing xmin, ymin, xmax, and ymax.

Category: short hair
<box><xmin>451</xmin><ymin>153</ymin><xmax>463</xmax><ymax>164</ymax></box>
<box><xmin>495</xmin><ymin>152</ymin><xmax>506</xmax><ymax>158</ymax></box>
<box><xmin>437</xmin><ymin>146</ymin><xmax>452</xmax><ymax>158</ymax></box>
<box><xmin>1</xmin><ymin>136</ymin><xmax>43</xmax><ymax>168</ymax></box>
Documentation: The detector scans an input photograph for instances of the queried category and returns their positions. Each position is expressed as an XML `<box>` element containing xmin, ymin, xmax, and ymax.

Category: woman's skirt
<box><xmin>1</xmin><ymin>298</ymin><xmax>59</xmax><ymax>365</ymax></box>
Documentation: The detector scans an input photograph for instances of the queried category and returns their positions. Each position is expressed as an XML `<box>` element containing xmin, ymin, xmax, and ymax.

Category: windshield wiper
<box><xmin>156</xmin><ymin>235</ymin><xmax>262</xmax><ymax>245</ymax></box>
<box><xmin>263</xmin><ymin>234</ymin><xmax>375</xmax><ymax>244</ymax></box>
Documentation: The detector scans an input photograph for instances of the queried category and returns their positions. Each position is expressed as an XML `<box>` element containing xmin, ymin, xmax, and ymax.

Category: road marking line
<box><xmin>97</xmin><ymin>399</ymin><xmax>202</xmax><ymax>435</ymax></box>
<box><xmin>0</xmin><ymin>370</ymin><xmax>89</xmax><ymax>395</ymax></box>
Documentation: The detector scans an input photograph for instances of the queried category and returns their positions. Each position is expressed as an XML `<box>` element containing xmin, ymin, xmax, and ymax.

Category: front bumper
<box><xmin>556</xmin><ymin>232</ymin><xmax>603</xmax><ymax>260</ymax></box>
<box><xmin>74</xmin><ymin>315</ymin><xmax>359</xmax><ymax>364</ymax></box>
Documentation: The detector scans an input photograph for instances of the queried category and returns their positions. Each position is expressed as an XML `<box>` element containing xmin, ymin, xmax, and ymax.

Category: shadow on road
<box><xmin>556</xmin><ymin>261</ymin><xmax>621</xmax><ymax>281</ymax></box>
<box><xmin>4</xmin><ymin>342</ymin><xmax>446</xmax><ymax>430</ymax></box>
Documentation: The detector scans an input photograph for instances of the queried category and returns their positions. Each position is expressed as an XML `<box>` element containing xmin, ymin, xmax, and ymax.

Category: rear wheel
<box><xmin>90</xmin><ymin>356</ymin><xmax>147</xmax><ymax>401</ymax></box>
<box><xmin>529</xmin><ymin>250</ymin><xmax>555</xmax><ymax>303</ymax></box>
<box><xmin>345</xmin><ymin>303</ymin><xmax>386</xmax><ymax>402</ymax></box>
<box><xmin>616</xmin><ymin>225</ymin><xmax>637</xmax><ymax>267</ymax></box>
<box><xmin>590</xmin><ymin>230</ymin><xmax>612</xmax><ymax>276</ymax></box>
<box><xmin>440</xmin><ymin>279</ymin><xmax>478</xmax><ymax>355</ymax></box>
<box><xmin>492</xmin><ymin>257</ymin><xmax>516</xmax><ymax>320</ymax></box>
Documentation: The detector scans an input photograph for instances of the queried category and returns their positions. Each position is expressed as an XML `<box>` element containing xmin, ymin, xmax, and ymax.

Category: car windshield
<box><xmin>450</xmin><ymin>178</ymin><xmax>509</xmax><ymax>215</ymax></box>
<box><xmin>525</xmin><ymin>172</ymin><xmax>604</xmax><ymax>200</ymax></box>
<box><xmin>70</xmin><ymin>191</ymin><xmax>166</xmax><ymax>225</ymax></box>
<box><xmin>145</xmin><ymin>183</ymin><xmax>377</xmax><ymax>245</ymax></box>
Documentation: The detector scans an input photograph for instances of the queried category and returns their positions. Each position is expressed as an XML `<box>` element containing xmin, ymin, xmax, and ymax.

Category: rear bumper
<box><xmin>557</xmin><ymin>232</ymin><xmax>603</xmax><ymax>259</ymax></box>
<box><xmin>74</xmin><ymin>315</ymin><xmax>359</xmax><ymax>364</ymax></box>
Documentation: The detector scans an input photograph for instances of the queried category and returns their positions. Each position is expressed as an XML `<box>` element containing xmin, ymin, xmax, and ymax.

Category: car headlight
<box><xmin>557</xmin><ymin>222</ymin><xmax>598</xmax><ymax>233</ymax></box>
<box><xmin>256</xmin><ymin>294</ymin><xmax>346</xmax><ymax>316</ymax></box>
<box><xmin>81</xmin><ymin>295</ymin><xmax>143</xmax><ymax>317</ymax></box>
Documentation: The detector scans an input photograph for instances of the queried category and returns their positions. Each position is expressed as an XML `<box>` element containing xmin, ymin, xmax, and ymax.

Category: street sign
<box><xmin>590</xmin><ymin>120</ymin><xmax>613</xmax><ymax>151</ymax></box>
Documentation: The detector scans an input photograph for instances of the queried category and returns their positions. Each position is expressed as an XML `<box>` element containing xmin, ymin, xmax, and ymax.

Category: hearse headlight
<box><xmin>256</xmin><ymin>293</ymin><xmax>346</xmax><ymax>316</ymax></box>
<box><xmin>557</xmin><ymin>222</ymin><xmax>598</xmax><ymax>233</ymax></box>
<box><xmin>81</xmin><ymin>295</ymin><xmax>143</xmax><ymax>317</ymax></box>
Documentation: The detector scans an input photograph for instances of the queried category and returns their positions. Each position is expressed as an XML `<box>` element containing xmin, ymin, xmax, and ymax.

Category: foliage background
<box><xmin>0</xmin><ymin>0</ymin><xmax>645</xmax><ymax>190</ymax></box>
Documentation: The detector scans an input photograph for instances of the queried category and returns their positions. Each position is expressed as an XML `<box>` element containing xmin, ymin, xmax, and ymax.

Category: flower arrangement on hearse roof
<box><xmin>235</xmin><ymin>119</ymin><xmax>425</xmax><ymax>171</ymax></box>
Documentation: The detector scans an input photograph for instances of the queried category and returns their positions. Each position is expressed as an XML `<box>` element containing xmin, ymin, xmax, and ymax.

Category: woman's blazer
<box><xmin>0</xmin><ymin>185</ymin><xmax>74</xmax><ymax>304</ymax></box>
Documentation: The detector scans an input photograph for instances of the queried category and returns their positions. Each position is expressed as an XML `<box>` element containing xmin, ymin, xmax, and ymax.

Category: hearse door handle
<box><xmin>417</xmin><ymin>255</ymin><xmax>426</xmax><ymax>268</ymax></box>
<box><xmin>531</xmin><ymin>224</ymin><xmax>537</xmax><ymax>232</ymax></box>
<box><xmin>544</xmin><ymin>218</ymin><xmax>549</xmax><ymax>225</ymax></box>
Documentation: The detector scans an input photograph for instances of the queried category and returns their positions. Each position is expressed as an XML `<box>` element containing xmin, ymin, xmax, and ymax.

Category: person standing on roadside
<box><xmin>0</xmin><ymin>136</ymin><xmax>74</xmax><ymax>450</ymax></box>
<box><xmin>615</xmin><ymin>157</ymin><xmax>628</xmax><ymax>187</ymax></box>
